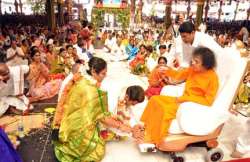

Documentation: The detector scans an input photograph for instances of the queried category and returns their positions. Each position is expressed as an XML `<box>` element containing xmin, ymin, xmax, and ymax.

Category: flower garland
<box><xmin>81</xmin><ymin>71</ymin><xmax>98</xmax><ymax>87</ymax></box>
<box><xmin>53</xmin><ymin>72</ymin><xmax>101</xmax><ymax>128</ymax></box>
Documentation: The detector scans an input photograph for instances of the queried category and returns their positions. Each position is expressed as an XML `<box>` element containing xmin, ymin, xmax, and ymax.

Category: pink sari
<box><xmin>27</xmin><ymin>62</ymin><xmax>62</xmax><ymax>102</ymax></box>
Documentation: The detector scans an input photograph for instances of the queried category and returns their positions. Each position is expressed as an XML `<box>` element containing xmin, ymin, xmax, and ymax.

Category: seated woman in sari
<box><xmin>27</xmin><ymin>49</ymin><xmax>62</xmax><ymax>103</ymax></box>
<box><xmin>50</xmin><ymin>48</ymin><xmax>72</xmax><ymax>75</ymax></box>
<box><xmin>133</xmin><ymin>47</ymin><xmax>219</xmax><ymax>145</ymax></box>
<box><xmin>126</xmin><ymin>38</ymin><xmax>139</xmax><ymax>60</ymax></box>
<box><xmin>145</xmin><ymin>57</ymin><xmax>172</xmax><ymax>99</ymax></box>
<box><xmin>45</xmin><ymin>44</ymin><xmax>56</xmax><ymax>69</ymax></box>
<box><xmin>52</xmin><ymin>57</ymin><xmax>132</xmax><ymax>162</ymax></box>
<box><xmin>129</xmin><ymin>44</ymin><xmax>147</xmax><ymax>68</ymax></box>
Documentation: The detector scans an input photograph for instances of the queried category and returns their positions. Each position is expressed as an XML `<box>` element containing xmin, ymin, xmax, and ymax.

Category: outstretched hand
<box><xmin>119</xmin><ymin>124</ymin><xmax>132</xmax><ymax>133</ymax></box>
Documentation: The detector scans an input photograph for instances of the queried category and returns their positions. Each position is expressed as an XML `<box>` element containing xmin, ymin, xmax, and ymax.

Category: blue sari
<box><xmin>0</xmin><ymin>128</ymin><xmax>22</xmax><ymax>162</ymax></box>
<box><xmin>126</xmin><ymin>44</ymin><xmax>139</xmax><ymax>60</ymax></box>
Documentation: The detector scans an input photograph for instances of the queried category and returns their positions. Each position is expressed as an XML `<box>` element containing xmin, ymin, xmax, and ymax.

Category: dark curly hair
<box><xmin>192</xmin><ymin>47</ymin><xmax>216</xmax><ymax>70</ymax></box>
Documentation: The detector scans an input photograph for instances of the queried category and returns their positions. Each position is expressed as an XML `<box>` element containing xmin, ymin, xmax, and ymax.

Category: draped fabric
<box><xmin>141</xmin><ymin>67</ymin><xmax>219</xmax><ymax>144</ymax></box>
<box><xmin>27</xmin><ymin>62</ymin><xmax>62</xmax><ymax>101</ymax></box>
<box><xmin>145</xmin><ymin>67</ymin><xmax>171</xmax><ymax>98</ymax></box>
<box><xmin>53</xmin><ymin>74</ymin><xmax>110</xmax><ymax>162</ymax></box>
<box><xmin>0</xmin><ymin>128</ymin><xmax>22</xmax><ymax>162</ymax></box>
<box><xmin>125</xmin><ymin>44</ymin><xmax>139</xmax><ymax>60</ymax></box>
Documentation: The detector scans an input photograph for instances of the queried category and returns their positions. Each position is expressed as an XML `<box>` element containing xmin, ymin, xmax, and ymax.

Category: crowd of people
<box><xmin>0</xmin><ymin>16</ymin><xmax>250</xmax><ymax>161</ymax></box>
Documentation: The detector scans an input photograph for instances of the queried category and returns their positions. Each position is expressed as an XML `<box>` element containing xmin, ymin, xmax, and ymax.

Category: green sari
<box><xmin>53</xmin><ymin>76</ymin><xmax>110</xmax><ymax>162</ymax></box>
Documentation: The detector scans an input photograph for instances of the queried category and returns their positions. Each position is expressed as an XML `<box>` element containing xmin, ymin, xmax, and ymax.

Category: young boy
<box><xmin>100</xmin><ymin>85</ymin><xmax>145</xmax><ymax>140</ymax></box>
<box><xmin>116</xmin><ymin>85</ymin><xmax>145</xmax><ymax>126</ymax></box>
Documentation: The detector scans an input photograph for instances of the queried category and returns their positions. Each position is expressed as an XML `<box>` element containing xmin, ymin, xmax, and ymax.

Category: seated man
<box><xmin>133</xmin><ymin>47</ymin><xmax>219</xmax><ymax>145</ymax></box>
<box><xmin>6</xmin><ymin>40</ymin><xmax>28</xmax><ymax>66</ymax></box>
<box><xmin>0</xmin><ymin>63</ymin><xmax>30</xmax><ymax>116</ymax></box>
<box><xmin>104</xmin><ymin>32</ymin><xmax>116</xmax><ymax>53</ymax></box>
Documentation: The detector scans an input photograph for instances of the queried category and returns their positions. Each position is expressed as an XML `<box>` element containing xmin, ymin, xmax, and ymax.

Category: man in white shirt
<box><xmin>0</xmin><ymin>63</ymin><xmax>30</xmax><ymax>116</ymax></box>
<box><xmin>176</xmin><ymin>21</ymin><xmax>223</xmax><ymax>67</ymax></box>
<box><xmin>73</xmin><ymin>38</ymin><xmax>90</xmax><ymax>63</ymax></box>
<box><xmin>104</xmin><ymin>33</ymin><xmax>116</xmax><ymax>52</ymax></box>
<box><xmin>6</xmin><ymin>40</ymin><xmax>28</xmax><ymax>66</ymax></box>
<box><xmin>158</xmin><ymin>45</ymin><xmax>175</xmax><ymax>67</ymax></box>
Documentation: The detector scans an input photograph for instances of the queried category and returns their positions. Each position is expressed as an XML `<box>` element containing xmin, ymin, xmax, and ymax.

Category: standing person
<box><xmin>52</xmin><ymin>57</ymin><xmax>132</xmax><ymax>162</ymax></box>
<box><xmin>175</xmin><ymin>21</ymin><xmax>223</xmax><ymax>67</ymax></box>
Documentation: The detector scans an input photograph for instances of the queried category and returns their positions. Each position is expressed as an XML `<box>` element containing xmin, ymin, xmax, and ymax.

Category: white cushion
<box><xmin>169</xmin><ymin>119</ymin><xmax>184</xmax><ymax>134</ymax></box>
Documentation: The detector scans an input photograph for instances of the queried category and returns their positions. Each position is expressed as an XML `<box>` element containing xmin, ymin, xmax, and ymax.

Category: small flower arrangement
<box><xmin>131</xmin><ymin>63</ymin><xmax>149</xmax><ymax>76</ymax></box>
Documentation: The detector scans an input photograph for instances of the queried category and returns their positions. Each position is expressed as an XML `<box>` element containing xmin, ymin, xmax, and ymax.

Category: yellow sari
<box><xmin>53</xmin><ymin>74</ymin><xmax>110</xmax><ymax>162</ymax></box>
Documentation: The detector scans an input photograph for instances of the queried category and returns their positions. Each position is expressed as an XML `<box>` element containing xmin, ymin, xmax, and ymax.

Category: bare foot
<box><xmin>231</xmin><ymin>150</ymin><xmax>243</xmax><ymax>158</ymax></box>
<box><xmin>132</xmin><ymin>125</ymin><xmax>145</xmax><ymax>143</ymax></box>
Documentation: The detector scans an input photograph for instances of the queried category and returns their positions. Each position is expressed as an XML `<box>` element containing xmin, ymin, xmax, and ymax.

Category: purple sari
<box><xmin>0</xmin><ymin>128</ymin><xmax>22</xmax><ymax>162</ymax></box>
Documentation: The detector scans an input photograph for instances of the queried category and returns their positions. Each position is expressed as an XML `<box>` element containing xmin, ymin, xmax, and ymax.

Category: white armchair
<box><xmin>163</xmin><ymin>48</ymin><xmax>248</xmax><ymax>135</ymax></box>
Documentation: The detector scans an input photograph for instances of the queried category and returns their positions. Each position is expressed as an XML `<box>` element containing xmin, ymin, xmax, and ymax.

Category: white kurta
<box><xmin>175</xmin><ymin>32</ymin><xmax>224</xmax><ymax>67</ymax></box>
<box><xmin>0</xmin><ymin>65</ymin><xmax>30</xmax><ymax>116</ymax></box>
<box><xmin>73</xmin><ymin>45</ymin><xmax>90</xmax><ymax>63</ymax></box>
<box><xmin>6</xmin><ymin>47</ymin><xmax>28</xmax><ymax>66</ymax></box>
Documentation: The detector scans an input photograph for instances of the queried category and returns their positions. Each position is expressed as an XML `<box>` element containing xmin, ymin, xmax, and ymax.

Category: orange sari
<box><xmin>145</xmin><ymin>66</ymin><xmax>171</xmax><ymax>98</ymax></box>
<box><xmin>141</xmin><ymin>67</ymin><xmax>219</xmax><ymax>144</ymax></box>
<box><xmin>129</xmin><ymin>53</ymin><xmax>145</xmax><ymax>68</ymax></box>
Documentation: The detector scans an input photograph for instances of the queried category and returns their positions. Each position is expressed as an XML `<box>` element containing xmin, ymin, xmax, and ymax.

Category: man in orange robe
<box><xmin>138</xmin><ymin>47</ymin><xmax>219</xmax><ymax>145</ymax></box>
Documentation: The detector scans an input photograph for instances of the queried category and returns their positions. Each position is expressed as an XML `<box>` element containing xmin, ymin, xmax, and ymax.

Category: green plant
<box><xmin>27</xmin><ymin>0</ymin><xmax>46</xmax><ymax>14</ymax></box>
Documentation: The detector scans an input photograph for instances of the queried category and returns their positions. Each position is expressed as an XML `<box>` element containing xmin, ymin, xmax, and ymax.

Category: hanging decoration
<box><xmin>91</xmin><ymin>6</ymin><xmax>130</xmax><ymax>29</ymax></box>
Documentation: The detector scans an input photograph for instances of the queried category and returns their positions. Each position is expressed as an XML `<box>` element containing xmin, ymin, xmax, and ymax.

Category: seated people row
<box><xmin>52</xmin><ymin>45</ymin><xmax>219</xmax><ymax>161</ymax></box>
